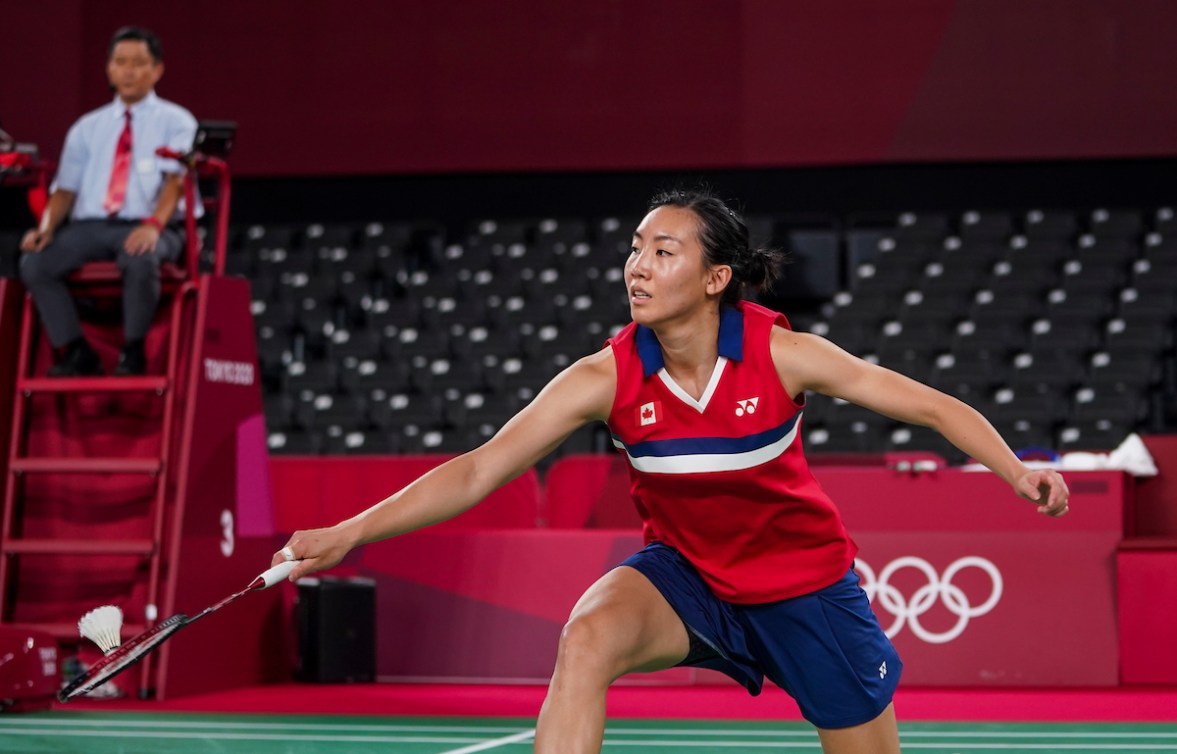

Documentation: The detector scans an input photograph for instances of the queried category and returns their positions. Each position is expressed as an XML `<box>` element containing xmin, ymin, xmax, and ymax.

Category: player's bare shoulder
<box><xmin>572</xmin><ymin>344</ymin><xmax>618</xmax><ymax>376</ymax></box>
<box><xmin>538</xmin><ymin>345</ymin><xmax>617</xmax><ymax>423</ymax></box>
<box><xmin>768</xmin><ymin>325</ymin><xmax>856</xmax><ymax>398</ymax></box>
<box><xmin>769</xmin><ymin>323</ymin><xmax>825</xmax><ymax>360</ymax></box>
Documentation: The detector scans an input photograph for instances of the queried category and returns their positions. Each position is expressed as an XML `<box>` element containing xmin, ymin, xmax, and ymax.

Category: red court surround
<box><xmin>268</xmin><ymin>456</ymin><xmax>1135</xmax><ymax>688</ymax></box>
<box><xmin>61</xmin><ymin>682</ymin><xmax>1177</xmax><ymax>722</ymax></box>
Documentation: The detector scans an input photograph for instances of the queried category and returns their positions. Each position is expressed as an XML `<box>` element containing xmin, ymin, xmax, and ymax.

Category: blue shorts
<box><xmin>620</xmin><ymin>542</ymin><xmax>902</xmax><ymax>729</ymax></box>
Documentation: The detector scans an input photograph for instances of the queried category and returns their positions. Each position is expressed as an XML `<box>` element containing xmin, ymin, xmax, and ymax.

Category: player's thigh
<box><xmin>816</xmin><ymin>702</ymin><xmax>901</xmax><ymax>754</ymax></box>
<box><xmin>563</xmin><ymin>565</ymin><xmax>690</xmax><ymax>676</ymax></box>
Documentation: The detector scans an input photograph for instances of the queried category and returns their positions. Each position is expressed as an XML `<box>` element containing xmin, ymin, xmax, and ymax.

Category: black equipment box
<box><xmin>295</xmin><ymin>576</ymin><xmax>376</xmax><ymax>683</ymax></box>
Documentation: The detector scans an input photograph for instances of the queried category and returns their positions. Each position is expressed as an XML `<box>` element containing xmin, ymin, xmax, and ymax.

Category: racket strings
<box><xmin>59</xmin><ymin>614</ymin><xmax>187</xmax><ymax>701</ymax></box>
<box><xmin>58</xmin><ymin>561</ymin><xmax>293</xmax><ymax>702</ymax></box>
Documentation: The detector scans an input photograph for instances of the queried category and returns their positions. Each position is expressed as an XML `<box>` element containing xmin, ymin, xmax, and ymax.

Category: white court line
<box><xmin>895</xmin><ymin>747</ymin><xmax>1177</xmax><ymax>752</ymax></box>
<box><xmin>437</xmin><ymin>728</ymin><xmax>535</xmax><ymax>754</ymax></box>
<box><xmin>4</xmin><ymin>718</ymin><xmax>1174</xmax><ymax>740</ymax></box>
<box><xmin>1</xmin><ymin>721</ymin><xmax>1173</xmax><ymax>751</ymax></box>
<box><xmin>604</xmin><ymin>741</ymin><xmax>812</xmax><ymax>749</ymax></box>
<box><xmin>7</xmin><ymin>728</ymin><xmax>1173</xmax><ymax>752</ymax></box>
<box><xmin>598</xmin><ymin>726</ymin><xmax>1177</xmax><ymax>742</ymax></box>
<box><xmin>0</xmin><ymin>718</ymin><xmax>523</xmax><ymax>734</ymax></box>
<box><xmin>600</xmin><ymin>742</ymin><xmax>1177</xmax><ymax>751</ymax></box>
<box><xmin>0</xmin><ymin>728</ymin><xmax>482</xmax><ymax>744</ymax></box>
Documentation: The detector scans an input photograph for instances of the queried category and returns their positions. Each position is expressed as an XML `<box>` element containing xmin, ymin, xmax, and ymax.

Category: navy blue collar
<box><xmin>634</xmin><ymin>306</ymin><xmax>744</xmax><ymax>378</ymax></box>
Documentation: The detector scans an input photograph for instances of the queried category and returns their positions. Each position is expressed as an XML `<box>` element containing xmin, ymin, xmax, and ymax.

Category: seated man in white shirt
<box><xmin>19</xmin><ymin>26</ymin><xmax>198</xmax><ymax>376</ymax></box>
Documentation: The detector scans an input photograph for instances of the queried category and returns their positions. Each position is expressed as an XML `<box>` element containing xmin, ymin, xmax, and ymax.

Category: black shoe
<box><xmin>113</xmin><ymin>341</ymin><xmax>146</xmax><ymax>376</ymax></box>
<box><xmin>48</xmin><ymin>339</ymin><xmax>103</xmax><ymax>378</ymax></box>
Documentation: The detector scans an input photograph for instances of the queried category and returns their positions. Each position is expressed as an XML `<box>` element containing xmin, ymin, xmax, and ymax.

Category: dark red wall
<box><xmin>3</xmin><ymin>1</ymin><xmax>1176</xmax><ymax>177</ymax></box>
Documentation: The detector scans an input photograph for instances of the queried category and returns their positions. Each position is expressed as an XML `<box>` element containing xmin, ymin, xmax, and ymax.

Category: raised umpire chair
<box><xmin>1</xmin><ymin>124</ymin><xmax>286</xmax><ymax>700</ymax></box>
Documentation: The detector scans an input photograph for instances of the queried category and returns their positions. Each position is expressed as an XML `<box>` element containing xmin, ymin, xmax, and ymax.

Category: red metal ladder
<box><xmin>0</xmin><ymin>275</ymin><xmax>196</xmax><ymax>642</ymax></box>
<box><xmin>0</xmin><ymin>149</ymin><xmax>231</xmax><ymax>697</ymax></box>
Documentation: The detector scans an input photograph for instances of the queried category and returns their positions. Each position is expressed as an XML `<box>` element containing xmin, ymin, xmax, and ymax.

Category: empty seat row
<box><xmin>240</xmin><ymin>206</ymin><xmax>1176</xmax><ymax>457</ymax></box>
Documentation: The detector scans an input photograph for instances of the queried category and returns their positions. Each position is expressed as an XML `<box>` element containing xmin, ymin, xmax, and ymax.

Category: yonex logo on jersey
<box><xmin>639</xmin><ymin>401</ymin><xmax>661</xmax><ymax>426</ymax></box>
<box><xmin>735</xmin><ymin>397</ymin><xmax>759</xmax><ymax>416</ymax></box>
<box><xmin>879</xmin><ymin>661</ymin><xmax>888</xmax><ymax>679</ymax></box>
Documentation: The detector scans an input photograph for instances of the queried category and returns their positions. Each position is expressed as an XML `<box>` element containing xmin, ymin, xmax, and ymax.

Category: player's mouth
<box><xmin>630</xmin><ymin>287</ymin><xmax>651</xmax><ymax>303</ymax></box>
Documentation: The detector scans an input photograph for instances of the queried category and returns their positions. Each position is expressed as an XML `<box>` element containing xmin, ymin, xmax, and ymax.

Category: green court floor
<box><xmin>1</xmin><ymin>712</ymin><xmax>1176</xmax><ymax>753</ymax></box>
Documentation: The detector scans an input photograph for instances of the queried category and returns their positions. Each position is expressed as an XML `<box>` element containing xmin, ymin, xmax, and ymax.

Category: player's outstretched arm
<box><xmin>273</xmin><ymin>348</ymin><xmax>618</xmax><ymax>579</ymax></box>
<box><xmin>772</xmin><ymin>328</ymin><xmax>1069</xmax><ymax>517</ymax></box>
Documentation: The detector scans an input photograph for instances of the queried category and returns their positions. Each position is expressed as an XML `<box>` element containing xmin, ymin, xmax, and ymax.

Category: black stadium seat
<box><xmin>244</xmin><ymin>202</ymin><xmax>1175</xmax><ymax>456</ymax></box>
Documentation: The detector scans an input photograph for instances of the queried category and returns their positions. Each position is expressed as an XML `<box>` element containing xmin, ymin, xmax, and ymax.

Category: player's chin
<box><xmin>628</xmin><ymin>299</ymin><xmax>655</xmax><ymax>324</ymax></box>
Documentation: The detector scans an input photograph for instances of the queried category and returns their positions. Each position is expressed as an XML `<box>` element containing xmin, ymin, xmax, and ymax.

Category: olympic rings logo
<box><xmin>855</xmin><ymin>556</ymin><xmax>1003</xmax><ymax>644</ymax></box>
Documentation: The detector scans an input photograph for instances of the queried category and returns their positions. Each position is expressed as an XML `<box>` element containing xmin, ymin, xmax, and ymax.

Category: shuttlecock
<box><xmin>78</xmin><ymin>605</ymin><xmax>123</xmax><ymax>654</ymax></box>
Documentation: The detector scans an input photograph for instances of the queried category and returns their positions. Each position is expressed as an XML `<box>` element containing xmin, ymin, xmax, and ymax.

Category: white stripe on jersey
<box><xmin>612</xmin><ymin>416</ymin><xmax>802</xmax><ymax>474</ymax></box>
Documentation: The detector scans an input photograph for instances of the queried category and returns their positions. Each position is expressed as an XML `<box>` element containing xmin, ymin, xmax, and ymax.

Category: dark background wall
<box><xmin>3</xmin><ymin>0</ymin><xmax>1176</xmax><ymax>179</ymax></box>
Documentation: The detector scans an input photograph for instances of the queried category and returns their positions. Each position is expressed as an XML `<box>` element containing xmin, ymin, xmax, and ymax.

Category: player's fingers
<box><xmin>271</xmin><ymin>540</ymin><xmax>299</xmax><ymax>568</ymax></box>
<box><xmin>287</xmin><ymin>558</ymin><xmax>320</xmax><ymax>582</ymax></box>
<box><xmin>273</xmin><ymin>529</ymin><xmax>349</xmax><ymax>579</ymax></box>
<box><xmin>1016</xmin><ymin>473</ymin><xmax>1044</xmax><ymax>502</ymax></box>
<box><xmin>274</xmin><ymin>536</ymin><xmax>331</xmax><ymax>580</ymax></box>
<box><xmin>1039</xmin><ymin>498</ymin><xmax>1069</xmax><ymax>516</ymax></box>
<box><xmin>1036</xmin><ymin>475</ymin><xmax>1069</xmax><ymax>516</ymax></box>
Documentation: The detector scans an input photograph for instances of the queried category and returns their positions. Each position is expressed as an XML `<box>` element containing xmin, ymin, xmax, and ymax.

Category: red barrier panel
<box><xmin>270</xmin><ymin>456</ymin><xmax>544</xmax><ymax>532</ymax></box>
<box><xmin>361</xmin><ymin>529</ymin><xmax>642</xmax><ymax>683</ymax></box>
<box><xmin>544</xmin><ymin>455</ymin><xmax>640</xmax><ymax>529</ymax></box>
<box><xmin>1134</xmin><ymin>436</ymin><xmax>1177</xmax><ymax>537</ymax></box>
<box><xmin>815</xmin><ymin>468</ymin><xmax>1125</xmax><ymax>686</ymax></box>
<box><xmin>1118</xmin><ymin>542</ymin><xmax>1177</xmax><ymax>684</ymax></box>
<box><xmin>323</xmin><ymin>457</ymin><xmax>1128</xmax><ymax>687</ymax></box>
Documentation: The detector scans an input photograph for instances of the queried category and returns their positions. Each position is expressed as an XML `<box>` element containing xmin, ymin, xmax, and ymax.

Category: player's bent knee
<box><xmin>556</xmin><ymin>614</ymin><xmax>607</xmax><ymax>663</ymax></box>
<box><xmin>555</xmin><ymin>613</ymin><xmax>630</xmax><ymax>681</ymax></box>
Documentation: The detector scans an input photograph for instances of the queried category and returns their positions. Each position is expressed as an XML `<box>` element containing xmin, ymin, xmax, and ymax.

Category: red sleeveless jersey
<box><xmin>606</xmin><ymin>300</ymin><xmax>856</xmax><ymax>603</ymax></box>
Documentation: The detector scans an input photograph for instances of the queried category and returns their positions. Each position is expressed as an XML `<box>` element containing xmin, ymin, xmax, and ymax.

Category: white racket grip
<box><xmin>257</xmin><ymin>560</ymin><xmax>298</xmax><ymax>587</ymax></box>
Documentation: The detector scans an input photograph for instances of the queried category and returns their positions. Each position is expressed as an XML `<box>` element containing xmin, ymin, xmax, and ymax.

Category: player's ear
<box><xmin>706</xmin><ymin>264</ymin><xmax>732</xmax><ymax>296</ymax></box>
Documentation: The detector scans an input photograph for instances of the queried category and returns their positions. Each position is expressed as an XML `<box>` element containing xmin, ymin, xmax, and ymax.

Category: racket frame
<box><xmin>58</xmin><ymin>561</ymin><xmax>296</xmax><ymax>702</ymax></box>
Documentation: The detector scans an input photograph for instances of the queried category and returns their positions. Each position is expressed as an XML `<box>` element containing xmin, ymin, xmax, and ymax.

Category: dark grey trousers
<box><xmin>19</xmin><ymin>219</ymin><xmax>184</xmax><ymax>347</ymax></box>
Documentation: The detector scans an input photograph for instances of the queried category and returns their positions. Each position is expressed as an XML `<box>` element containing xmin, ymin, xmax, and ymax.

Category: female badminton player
<box><xmin>275</xmin><ymin>188</ymin><xmax>1070</xmax><ymax>754</ymax></box>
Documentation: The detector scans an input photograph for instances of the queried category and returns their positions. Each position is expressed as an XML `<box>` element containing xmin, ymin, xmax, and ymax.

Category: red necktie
<box><xmin>103</xmin><ymin>109</ymin><xmax>132</xmax><ymax>215</ymax></box>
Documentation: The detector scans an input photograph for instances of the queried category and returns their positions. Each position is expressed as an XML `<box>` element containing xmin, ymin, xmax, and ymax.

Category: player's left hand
<box><xmin>1015</xmin><ymin>468</ymin><xmax>1069</xmax><ymax>517</ymax></box>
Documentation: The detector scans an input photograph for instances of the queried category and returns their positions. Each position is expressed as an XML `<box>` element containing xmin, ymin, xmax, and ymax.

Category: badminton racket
<box><xmin>58</xmin><ymin>559</ymin><xmax>298</xmax><ymax>702</ymax></box>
